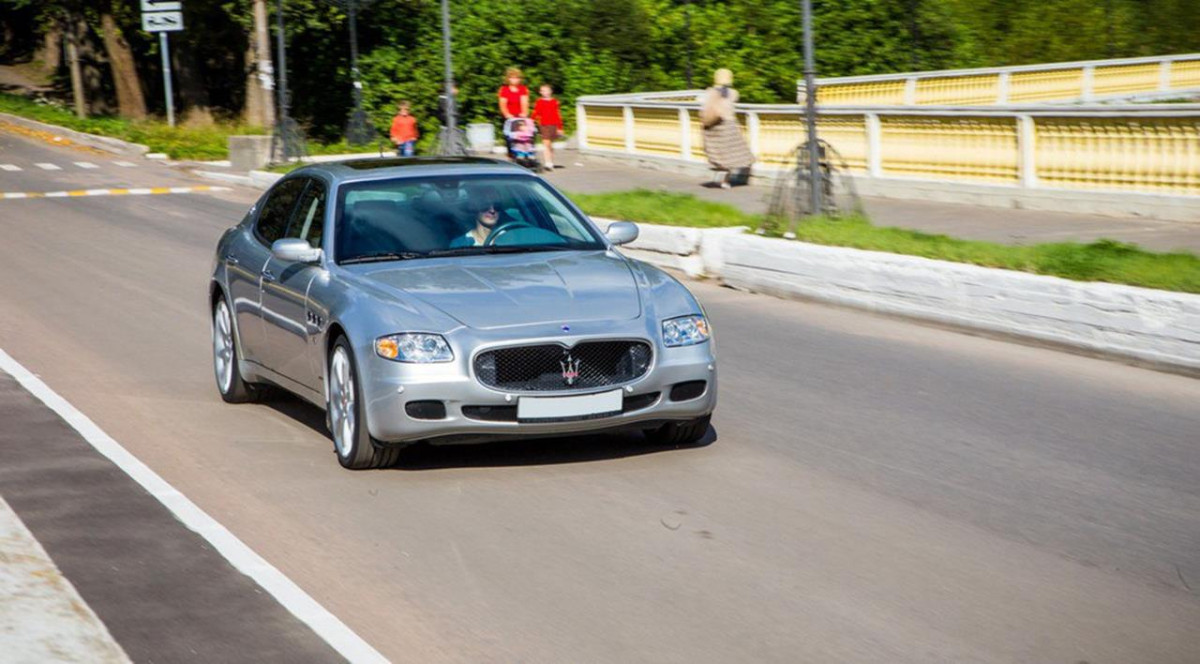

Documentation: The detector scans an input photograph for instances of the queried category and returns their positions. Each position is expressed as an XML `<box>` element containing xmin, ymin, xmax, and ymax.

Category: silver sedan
<box><xmin>210</xmin><ymin>158</ymin><xmax>716</xmax><ymax>469</ymax></box>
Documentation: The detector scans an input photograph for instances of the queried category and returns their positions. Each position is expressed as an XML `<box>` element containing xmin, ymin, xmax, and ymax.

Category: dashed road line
<box><xmin>0</xmin><ymin>164</ymin><xmax>20</xmax><ymax>171</ymax></box>
<box><xmin>113</xmin><ymin>161</ymin><xmax>137</xmax><ymax>168</ymax></box>
<box><xmin>0</xmin><ymin>185</ymin><xmax>231</xmax><ymax>201</ymax></box>
<box><xmin>74</xmin><ymin>161</ymin><xmax>99</xmax><ymax>169</ymax></box>
<box><xmin>35</xmin><ymin>163</ymin><xmax>62</xmax><ymax>171</ymax></box>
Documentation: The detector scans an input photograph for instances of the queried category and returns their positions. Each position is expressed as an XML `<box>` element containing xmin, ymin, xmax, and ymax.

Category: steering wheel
<box><xmin>484</xmin><ymin>220</ymin><xmax>536</xmax><ymax>246</ymax></box>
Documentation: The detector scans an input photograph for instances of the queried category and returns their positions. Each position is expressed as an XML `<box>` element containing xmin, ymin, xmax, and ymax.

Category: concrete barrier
<box><xmin>604</xmin><ymin>220</ymin><xmax>1200</xmax><ymax>372</ymax></box>
<box><xmin>228</xmin><ymin>135</ymin><xmax>272</xmax><ymax>172</ymax></box>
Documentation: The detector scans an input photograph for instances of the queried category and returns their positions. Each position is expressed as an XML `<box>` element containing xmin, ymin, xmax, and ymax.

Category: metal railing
<box><xmin>575</xmin><ymin>99</ymin><xmax>1200</xmax><ymax>196</ymax></box>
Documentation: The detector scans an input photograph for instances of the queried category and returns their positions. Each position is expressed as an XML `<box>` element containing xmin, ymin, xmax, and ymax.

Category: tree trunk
<box><xmin>65</xmin><ymin>19</ymin><xmax>87</xmax><ymax>117</ymax></box>
<box><xmin>38</xmin><ymin>25</ymin><xmax>63</xmax><ymax>73</ymax></box>
<box><xmin>173</xmin><ymin>39</ymin><xmax>213</xmax><ymax>126</ymax></box>
<box><xmin>243</xmin><ymin>0</ymin><xmax>276</xmax><ymax>128</ymax></box>
<box><xmin>99</xmin><ymin>12</ymin><xmax>147</xmax><ymax>120</ymax></box>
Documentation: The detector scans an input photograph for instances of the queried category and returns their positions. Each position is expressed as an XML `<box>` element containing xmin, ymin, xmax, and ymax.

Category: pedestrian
<box><xmin>497</xmin><ymin>67</ymin><xmax>529</xmax><ymax>121</ymax></box>
<box><xmin>389</xmin><ymin>101</ymin><xmax>419</xmax><ymax>157</ymax></box>
<box><xmin>497</xmin><ymin>68</ymin><xmax>529</xmax><ymax>160</ymax></box>
<box><xmin>532</xmin><ymin>84</ymin><xmax>564</xmax><ymax>169</ymax></box>
<box><xmin>699</xmin><ymin>68</ymin><xmax>754</xmax><ymax>188</ymax></box>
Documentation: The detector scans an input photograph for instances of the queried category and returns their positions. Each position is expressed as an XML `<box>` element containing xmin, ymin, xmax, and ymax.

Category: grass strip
<box><xmin>566</xmin><ymin>189</ymin><xmax>1200</xmax><ymax>294</ymax></box>
<box><xmin>0</xmin><ymin>92</ymin><xmax>345</xmax><ymax>161</ymax></box>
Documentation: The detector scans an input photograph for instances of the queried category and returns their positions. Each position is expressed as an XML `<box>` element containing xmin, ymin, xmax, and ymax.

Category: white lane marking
<box><xmin>74</xmin><ymin>162</ymin><xmax>99</xmax><ymax>169</ymax></box>
<box><xmin>0</xmin><ymin>348</ymin><xmax>389</xmax><ymax>664</ymax></box>
<box><xmin>113</xmin><ymin>161</ymin><xmax>137</xmax><ymax>168</ymax></box>
<box><xmin>35</xmin><ymin>163</ymin><xmax>62</xmax><ymax>171</ymax></box>
<box><xmin>0</xmin><ymin>164</ymin><xmax>21</xmax><ymax>171</ymax></box>
<box><xmin>0</xmin><ymin>496</ymin><xmax>132</xmax><ymax>663</ymax></box>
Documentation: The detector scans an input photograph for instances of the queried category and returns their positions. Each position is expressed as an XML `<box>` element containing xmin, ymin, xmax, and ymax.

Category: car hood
<box><xmin>358</xmin><ymin>251</ymin><xmax>642</xmax><ymax>330</ymax></box>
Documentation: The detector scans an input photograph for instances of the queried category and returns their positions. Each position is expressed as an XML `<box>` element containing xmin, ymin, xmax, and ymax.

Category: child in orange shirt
<box><xmin>389</xmin><ymin>101</ymin><xmax>419</xmax><ymax>156</ymax></box>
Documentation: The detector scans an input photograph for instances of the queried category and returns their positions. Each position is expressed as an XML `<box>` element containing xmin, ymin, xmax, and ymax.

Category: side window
<box><xmin>256</xmin><ymin>178</ymin><xmax>307</xmax><ymax>245</ymax></box>
<box><xmin>289</xmin><ymin>179</ymin><xmax>328</xmax><ymax>249</ymax></box>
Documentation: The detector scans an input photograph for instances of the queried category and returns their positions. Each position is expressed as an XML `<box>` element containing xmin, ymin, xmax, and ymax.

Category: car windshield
<box><xmin>335</xmin><ymin>174</ymin><xmax>606</xmax><ymax>264</ymax></box>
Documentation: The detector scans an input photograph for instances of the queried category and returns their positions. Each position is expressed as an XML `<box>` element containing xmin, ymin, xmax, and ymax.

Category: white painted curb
<box><xmin>599</xmin><ymin>219</ymin><xmax>1200</xmax><ymax>371</ymax></box>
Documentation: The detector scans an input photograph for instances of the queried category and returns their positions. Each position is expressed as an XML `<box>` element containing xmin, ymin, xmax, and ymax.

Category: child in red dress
<box><xmin>531</xmin><ymin>84</ymin><xmax>564</xmax><ymax>169</ymax></box>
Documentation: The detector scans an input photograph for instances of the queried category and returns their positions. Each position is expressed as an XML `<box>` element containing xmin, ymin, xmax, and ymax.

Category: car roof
<box><xmin>289</xmin><ymin>156</ymin><xmax>533</xmax><ymax>185</ymax></box>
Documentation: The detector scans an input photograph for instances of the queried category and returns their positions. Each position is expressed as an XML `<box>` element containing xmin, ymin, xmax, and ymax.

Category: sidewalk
<box><xmin>540</xmin><ymin>151</ymin><xmax>1200</xmax><ymax>254</ymax></box>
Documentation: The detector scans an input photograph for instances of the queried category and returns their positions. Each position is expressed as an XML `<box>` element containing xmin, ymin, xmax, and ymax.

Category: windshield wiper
<box><xmin>340</xmin><ymin>251</ymin><xmax>424</xmax><ymax>265</ymax></box>
<box><xmin>479</xmin><ymin>245</ymin><xmax>576</xmax><ymax>254</ymax></box>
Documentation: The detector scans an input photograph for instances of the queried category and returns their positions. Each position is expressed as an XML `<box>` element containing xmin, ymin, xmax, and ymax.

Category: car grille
<box><xmin>474</xmin><ymin>341</ymin><xmax>652</xmax><ymax>392</ymax></box>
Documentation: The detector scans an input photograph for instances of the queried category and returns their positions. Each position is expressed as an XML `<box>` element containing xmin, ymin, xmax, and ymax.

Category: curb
<box><xmin>601</xmin><ymin>220</ymin><xmax>1200</xmax><ymax>373</ymax></box>
<box><xmin>0</xmin><ymin>112</ymin><xmax>149</xmax><ymax>157</ymax></box>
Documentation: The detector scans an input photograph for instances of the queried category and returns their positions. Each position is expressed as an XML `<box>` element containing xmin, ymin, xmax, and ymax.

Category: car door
<box><xmin>228</xmin><ymin>180</ymin><xmax>302</xmax><ymax>363</ymax></box>
<box><xmin>259</xmin><ymin>177</ymin><xmax>327</xmax><ymax>389</ymax></box>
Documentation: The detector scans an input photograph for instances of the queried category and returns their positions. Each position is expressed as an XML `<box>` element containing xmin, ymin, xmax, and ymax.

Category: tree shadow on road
<box><xmin>257</xmin><ymin>388</ymin><xmax>717</xmax><ymax>471</ymax></box>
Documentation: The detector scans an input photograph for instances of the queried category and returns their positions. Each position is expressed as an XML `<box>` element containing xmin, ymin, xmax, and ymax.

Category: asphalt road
<box><xmin>2</xmin><ymin>131</ymin><xmax>1199</xmax><ymax>663</ymax></box>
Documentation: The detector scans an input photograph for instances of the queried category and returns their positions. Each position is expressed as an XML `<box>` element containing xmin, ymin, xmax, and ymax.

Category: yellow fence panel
<box><xmin>582</xmin><ymin>106</ymin><xmax>626</xmax><ymax>151</ymax></box>
<box><xmin>688</xmin><ymin>110</ymin><xmax>705</xmax><ymax>161</ymax></box>
<box><xmin>915</xmin><ymin>75</ymin><xmax>1000</xmax><ymax>105</ymax></box>
<box><xmin>1171</xmin><ymin>60</ymin><xmax>1200</xmax><ymax>90</ymax></box>
<box><xmin>631</xmin><ymin>108</ymin><xmax>684</xmax><ymax>157</ymax></box>
<box><xmin>1092</xmin><ymin>63</ymin><xmax>1162</xmax><ymax>97</ymax></box>
<box><xmin>880</xmin><ymin>116</ymin><xmax>1019</xmax><ymax>182</ymax></box>
<box><xmin>1008</xmin><ymin>69</ymin><xmax>1084</xmax><ymax>103</ymax></box>
<box><xmin>1035</xmin><ymin>117</ymin><xmax>1200</xmax><ymax>195</ymax></box>
<box><xmin>819</xmin><ymin>81</ymin><xmax>907</xmax><ymax>106</ymax></box>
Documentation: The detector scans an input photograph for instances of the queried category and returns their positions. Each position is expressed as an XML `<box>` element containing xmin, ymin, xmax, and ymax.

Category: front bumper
<box><xmin>360</xmin><ymin>339</ymin><xmax>717</xmax><ymax>445</ymax></box>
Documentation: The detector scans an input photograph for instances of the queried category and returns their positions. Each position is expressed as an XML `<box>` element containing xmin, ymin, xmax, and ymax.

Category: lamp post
<box><xmin>801</xmin><ymin>0</ymin><xmax>822</xmax><ymax>215</ymax></box>
<box><xmin>439</xmin><ymin>0</ymin><xmax>462</xmax><ymax>154</ymax></box>
<box><xmin>343</xmin><ymin>0</ymin><xmax>374</xmax><ymax>144</ymax></box>
<box><xmin>684</xmin><ymin>0</ymin><xmax>693</xmax><ymax>89</ymax></box>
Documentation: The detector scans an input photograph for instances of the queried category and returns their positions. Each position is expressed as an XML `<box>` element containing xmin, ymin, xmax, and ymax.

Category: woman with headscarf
<box><xmin>699</xmin><ymin>68</ymin><xmax>754</xmax><ymax>189</ymax></box>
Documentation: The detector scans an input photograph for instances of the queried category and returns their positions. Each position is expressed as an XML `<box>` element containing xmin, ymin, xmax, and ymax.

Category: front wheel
<box><xmin>647</xmin><ymin>414</ymin><xmax>711</xmax><ymax>447</ymax></box>
<box><xmin>212</xmin><ymin>297</ymin><xmax>259</xmax><ymax>403</ymax></box>
<box><xmin>327</xmin><ymin>337</ymin><xmax>405</xmax><ymax>470</ymax></box>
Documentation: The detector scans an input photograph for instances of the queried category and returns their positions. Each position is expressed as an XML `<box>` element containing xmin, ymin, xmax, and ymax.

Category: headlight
<box><xmin>375</xmin><ymin>333</ymin><xmax>454</xmax><ymax>363</ymax></box>
<box><xmin>662</xmin><ymin>315</ymin><xmax>710</xmax><ymax>347</ymax></box>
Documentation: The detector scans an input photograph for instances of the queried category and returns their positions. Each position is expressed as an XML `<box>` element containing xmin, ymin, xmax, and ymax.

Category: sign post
<box><xmin>140</xmin><ymin>1</ymin><xmax>184</xmax><ymax>127</ymax></box>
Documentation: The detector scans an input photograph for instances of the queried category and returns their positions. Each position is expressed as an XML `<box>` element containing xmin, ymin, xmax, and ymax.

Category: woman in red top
<box><xmin>532</xmin><ymin>84</ymin><xmax>564</xmax><ymax>169</ymax></box>
<box><xmin>497</xmin><ymin>67</ymin><xmax>529</xmax><ymax>120</ymax></box>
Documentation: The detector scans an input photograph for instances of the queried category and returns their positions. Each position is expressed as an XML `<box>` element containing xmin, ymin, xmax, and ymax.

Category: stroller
<box><xmin>503</xmin><ymin>117</ymin><xmax>542</xmax><ymax>172</ymax></box>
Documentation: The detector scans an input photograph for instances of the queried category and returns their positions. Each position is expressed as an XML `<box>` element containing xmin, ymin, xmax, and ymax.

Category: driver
<box><xmin>449</xmin><ymin>185</ymin><xmax>503</xmax><ymax>248</ymax></box>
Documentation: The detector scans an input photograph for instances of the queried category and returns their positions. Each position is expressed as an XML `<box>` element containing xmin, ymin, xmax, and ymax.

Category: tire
<box><xmin>212</xmin><ymin>297</ymin><xmax>260</xmax><ymax>404</ymax></box>
<box><xmin>327</xmin><ymin>337</ymin><xmax>405</xmax><ymax>470</ymax></box>
<box><xmin>648</xmin><ymin>414</ymin><xmax>711</xmax><ymax>447</ymax></box>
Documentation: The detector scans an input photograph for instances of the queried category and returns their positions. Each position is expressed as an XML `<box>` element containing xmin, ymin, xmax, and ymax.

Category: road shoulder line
<box><xmin>0</xmin><ymin>348</ymin><xmax>388</xmax><ymax>664</ymax></box>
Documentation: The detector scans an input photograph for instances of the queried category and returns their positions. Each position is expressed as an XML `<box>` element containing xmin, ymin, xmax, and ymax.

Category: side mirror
<box><xmin>605</xmin><ymin>221</ymin><xmax>639</xmax><ymax>246</ymax></box>
<box><xmin>271</xmin><ymin>238</ymin><xmax>323</xmax><ymax>264</ymax></box>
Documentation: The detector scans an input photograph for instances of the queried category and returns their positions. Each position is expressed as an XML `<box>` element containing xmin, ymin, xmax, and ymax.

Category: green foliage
<box><xmin>566</xmin><ymin>189</ymin><xmax>1200</xmax><ymax>293</ymax></box>
<box><xmin>5</xmin><ymin>0</ymin><xmax>1200</xmax><ymax>137</ymax></box>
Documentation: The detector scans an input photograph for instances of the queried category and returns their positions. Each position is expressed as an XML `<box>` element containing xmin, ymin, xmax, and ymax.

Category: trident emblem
<box><xmin>560</xmin><ymin>354</ymin><xmax>581</xmax><ymax>385</ymax></box>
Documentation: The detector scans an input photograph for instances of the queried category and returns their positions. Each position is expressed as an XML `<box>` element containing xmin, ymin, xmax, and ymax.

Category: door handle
<box><xmin>224</xmin><ymin>254</ymin><xmax>239</xmax><ymax>266</ymax></box>
<box><xmin>262</xmin><ymin>269</ymin><xmax>276</xmax><ymax>283</ymax></box>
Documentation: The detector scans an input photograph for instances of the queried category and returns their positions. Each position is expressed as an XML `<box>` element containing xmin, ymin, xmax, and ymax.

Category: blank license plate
<box><xmin>517</xmin><ymin>389</ymin><xmax>623</xmax><ymax>420</ymax></box>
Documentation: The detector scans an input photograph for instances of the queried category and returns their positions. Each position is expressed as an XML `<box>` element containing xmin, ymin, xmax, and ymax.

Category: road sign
<box><xmin>142</xmin><ymin>11</ymin><xmax>184</xmax><ymax>32</ymax></box>
<box><xmin>141</xmin><ymin>0</ymin><xmax>182</xmax><ymax>10</ymax></box>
